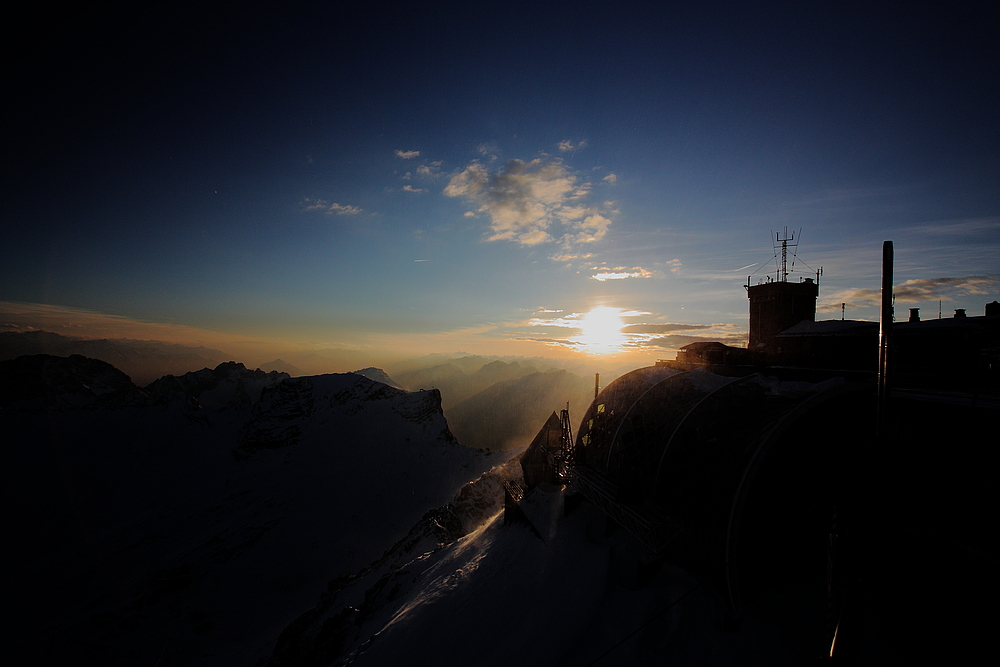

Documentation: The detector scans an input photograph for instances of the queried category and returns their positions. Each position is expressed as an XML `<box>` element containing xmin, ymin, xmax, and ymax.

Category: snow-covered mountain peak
<box><xmin>237</xmin><ymin>372</ymin><xmax>458</xmax><ymax>458</ymax></box>
<box><xmin>145</xmin><ymin>360</ymin><xmax>288</xmax><ymax>408</ymax></box>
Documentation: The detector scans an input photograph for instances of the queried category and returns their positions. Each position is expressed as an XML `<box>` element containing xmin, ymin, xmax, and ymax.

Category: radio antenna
<box><xmin>774</xmin><ymin>226</ymin><xmax>797</xmax><ymax>282</ymax></box>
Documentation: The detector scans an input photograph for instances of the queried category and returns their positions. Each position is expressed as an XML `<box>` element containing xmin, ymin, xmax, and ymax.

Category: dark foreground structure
<box><xmin>515</xmin><ymin>246</ymin><xmax>998</xmax><ymax>662</ymax></box>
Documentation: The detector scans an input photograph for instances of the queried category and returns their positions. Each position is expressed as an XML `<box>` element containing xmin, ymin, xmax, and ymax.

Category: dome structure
<box><xmin>573</xmin><ymin>366</ymin><xmax>876</xmax><ymax>613</ymax></box>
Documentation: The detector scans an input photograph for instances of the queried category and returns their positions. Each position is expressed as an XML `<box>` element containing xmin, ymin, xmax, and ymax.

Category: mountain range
<box><xmin>4</xmin><ymin>354</ymin><xmax>506</xmax><ymax>665</ymax></box>
<box><xmin>0</xmin><ymin>334</ymin><xmax>608</xmax><ymax>453</ymax></box>
<box><xmin>0</xmin><ymin>330</ymin><xmax>232</xmax><ymax>386</ymax></box>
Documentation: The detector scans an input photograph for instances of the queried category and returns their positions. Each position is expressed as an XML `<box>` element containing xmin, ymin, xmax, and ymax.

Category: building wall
<box><xmin>747</xmin><ymin>279</ymin><xmax>818</xmax><ymax>349</ymax></box>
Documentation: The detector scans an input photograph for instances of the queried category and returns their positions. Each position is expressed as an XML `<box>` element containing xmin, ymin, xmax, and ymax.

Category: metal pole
<box><xmin>877</xmin><ymin>241</ymin><xmax>893</xmax><ymax>437</ymax></box>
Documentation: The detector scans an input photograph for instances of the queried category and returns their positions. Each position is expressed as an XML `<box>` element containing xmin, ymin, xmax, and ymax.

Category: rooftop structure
<box><xmin>513</xmin><ymin>238</ymin><xmax>998</xmax><ymax>659</ymax></box>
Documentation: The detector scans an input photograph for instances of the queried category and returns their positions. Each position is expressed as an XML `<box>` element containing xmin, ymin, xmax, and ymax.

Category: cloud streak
<box><xmin>444</xmin><ymin>158</ymin><xmax>613</xmax><ymax>247</ymax></box>
<box><xmin>301</xmin><ymin>199</ymin><xmax>363</xmax><ymax>215</ymax></box>
<box><xmin>0</xmin><ymin>301</ymin><xmax>247</xmax><ymax>346</ymax></box>
<box><xmin>820</xmin><ymin>274</ymin><xmax>999</xmax><ymax>309</ymax></box>
<box><xmin>558</xmin><ymin>139</ymin><xmax>586</xmax><ymax>152</ymax></box>
<box><xmin>621</xmin><ymin>323</ymin><xmax>711</xmax><ymax>334</ymax></box>
<box><xmin>591</xmin><ymin>266</ymin><xmax>656</xmax><ymax>281</ymax></box>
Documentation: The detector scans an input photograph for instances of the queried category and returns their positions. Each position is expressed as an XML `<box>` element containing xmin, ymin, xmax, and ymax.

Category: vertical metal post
<box><xmin>877</xmin><ymin>241</ymin><xmax>893</xmax><ymax>437</ymax></box>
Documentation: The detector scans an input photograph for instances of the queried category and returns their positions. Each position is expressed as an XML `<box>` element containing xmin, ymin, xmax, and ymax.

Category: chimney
<box><xmin>908</xmin><ymin>308</ymin><xmax>920</xmax><ymax>323</ymax></box>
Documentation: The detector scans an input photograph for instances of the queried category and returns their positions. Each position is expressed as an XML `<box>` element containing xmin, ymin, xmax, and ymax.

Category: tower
<box><xmin>747</xmin><ymin>279</ymin><xmax>818</xmax><ymax>349</ymax></box>
<box><xmin>747</xmin><ymin>228</ymin><xmax>818</xmax><ymax>350</ymax></box>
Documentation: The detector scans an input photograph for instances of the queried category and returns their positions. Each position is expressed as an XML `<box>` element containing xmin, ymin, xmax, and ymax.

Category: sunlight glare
<box><xmin>575</xmin><ymin>306</ymin><xmax>627</xmax><ymax>354</ymax></box>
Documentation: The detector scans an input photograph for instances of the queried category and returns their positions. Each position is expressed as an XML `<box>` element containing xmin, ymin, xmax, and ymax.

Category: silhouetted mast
<box><xmin>877</xmin><ymin>241</ymin><xmax>893</xmax><ymax>438</ymax></box>
<box><xmin>774</xmin><ymin>226</ymin><xmax>798</xmax><ymax>282</ymax></box>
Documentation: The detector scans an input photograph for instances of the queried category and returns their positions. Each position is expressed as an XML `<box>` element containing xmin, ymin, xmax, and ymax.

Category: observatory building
<box><xmin>515</xmin><ymin>237</ymin><xmax>998</xmax><ymax>658</ymax></box>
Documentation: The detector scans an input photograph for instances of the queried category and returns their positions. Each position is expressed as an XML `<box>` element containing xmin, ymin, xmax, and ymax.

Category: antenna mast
<box><xmin>775</xmin><ymin>226</ymin><xmax>797</xmax><ymax>282</ymax></box>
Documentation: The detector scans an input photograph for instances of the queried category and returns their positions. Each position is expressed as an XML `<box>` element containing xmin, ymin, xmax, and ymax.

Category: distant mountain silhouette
<box><xmin>351</xmin><ymin>366</ymin><xmax>402</xmax><ymax>388</ymax></box>
<box><xmin>446</xmin><ymin>369</ymin><xmax>595</xmax><ymax>450</ymax></box>
<box><xmin>0</xmin><ymin>330</ymin><xmax>231</xmax><ymax>385</ymax></box>
<box><xmin>259</xmin><ymin>358</ymin><xmax>306</xmax><ymax>376</ymax></box>
<box><xmin>394</xmin><ymin>358</ymin><xmax>538</xmax><ymax>409</ymax></box>
<box><xmin>146</xmin><ymin>361</ymin><xmax>288</xmax><ymax>408</ymax></box>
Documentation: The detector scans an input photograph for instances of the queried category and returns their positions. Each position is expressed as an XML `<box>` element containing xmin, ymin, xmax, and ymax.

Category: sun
<box><xmin>575</xmin><ymin>306</ymin><xmax>627</xmax><ymax>354</ymax></box>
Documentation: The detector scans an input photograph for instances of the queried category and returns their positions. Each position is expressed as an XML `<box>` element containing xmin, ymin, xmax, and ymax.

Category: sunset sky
<box><xmin>4</xmin><ymin>2</ymin><xmax>998</xmax><ymax>367</ymax></box>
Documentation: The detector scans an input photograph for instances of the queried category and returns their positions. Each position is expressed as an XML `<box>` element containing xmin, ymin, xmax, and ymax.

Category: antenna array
<box><xmin>774</xmin><ymin>226</ymin><xmax>798</xmax><ymax>282</ymax></box>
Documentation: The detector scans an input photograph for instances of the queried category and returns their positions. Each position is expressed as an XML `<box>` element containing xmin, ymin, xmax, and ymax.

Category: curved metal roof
<box><xmin>572</xmin><ymin>364</ymin><xmax>875</xmax><ymax>613</ymax></box>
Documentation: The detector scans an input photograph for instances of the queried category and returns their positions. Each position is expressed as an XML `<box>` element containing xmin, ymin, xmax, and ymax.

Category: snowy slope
<box><xmin>6</xmin><ymin>361</ymin><xmax>497</xmax><ymax>666</ymax></box>
<box><xmin>326</xmin><ymin>487</ymin><xmax>825</xmax><ymax>667</ymax></box>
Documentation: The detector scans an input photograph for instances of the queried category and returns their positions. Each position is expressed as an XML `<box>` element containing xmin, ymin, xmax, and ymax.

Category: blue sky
<box><xmin>3</xmin><ymin>1</ymin><xmax>998</xmax><ymax>367</ymax></box>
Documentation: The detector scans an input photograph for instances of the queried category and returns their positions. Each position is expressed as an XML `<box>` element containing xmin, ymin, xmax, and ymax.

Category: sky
<box><xmin>3</xmin><ymin>1</ymin><xmax>998</xmax><ymax>368</ymax></box>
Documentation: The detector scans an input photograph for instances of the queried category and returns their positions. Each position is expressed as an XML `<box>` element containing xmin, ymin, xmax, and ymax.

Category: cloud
<box><xmin>820</xmin><ymin>274</ymin><xmax>999</xmax><ymax>310</ymax></box>
<box><xmin>300</xmin><ymin>199</ymin><xmax>363</xmax><ymax>215</ymax></box>
<box><xmin>549</xmin><ymin>252</ymin><xmax>594</xmax><ymax>263</ymax></box>
<box><xmin>894</xmin><ymin>276</ymin><xmax>997</xmax><ymax>300</ymax></box>
<box><xmin>395</xmin><ymin>150</ymin><xmax>420</xmax><ymax>159</ymax></box>
<box><xmin>907</xmin><ymin>218</ymin><xmax>1000</xmax><ymax>235</ymax></box>
<box><xmin>526</xmin><ymin>307</ymin><xmax>648</xmax><ymax>330</ymax></box>
<box><xmin>476</xmin><ymin>143</ymin><xmax>499</xmax><ymax>159</ymax></box>
<box><xmin>416</xmin><ymin>162</ymin><xmax>443</xmax><ymax>178</ymax></box>
<box><xmin>558</xmin><ymin>139</ymin><xmax>587</xmax><ymax>152</ymax></box>
<box><xmin>444</xmin><ymin>158</ymin><xmax>614</xmax><ymax>247</ymax></box>
<box><xmin>0</xmin><ymin>301</ymin><xmax>247</xmax><ymax>346</ymax></box>
<box><xmin>515</xmin><ymin>307</ymin><xmax>749</xmax><ymax>356</ymax></box>
<box><xmin>621</xmin><ymin>323</ymin><xmax>711</xmax><ymax>334</ymax></box>
<box><xmin>646</xmin><ymin>332</ymin><xmax>748</xmax><ymax>349</ymax></box>
<box><xmin>591</xmin><ymin>266</ymin><xmax>656</xmax><ymax>281</ymax></box>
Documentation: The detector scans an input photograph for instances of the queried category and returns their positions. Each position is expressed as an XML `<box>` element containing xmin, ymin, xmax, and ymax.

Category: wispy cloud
<box><xmin>519</xmin><ymin>307</ymin><xmax>745</xmax><ymax>355</ymax></box>
<box><xmin>590</xmin><ymin>266</ymin><xmax>657</xmax><ymax>281</ymax></box>
<box><xmin>300</xmin><ymin>198</ymin><xmax>363</xmax><ymax>215</ymax></box>
<box><xmin>416</xmin><ymin>162</ymin><xmax>443</xmax><ymax>178</ymax></box>
<box><xmin>549</xmin><ymin>252</ymin><xmax>594</xmax><ymax>263</ymax></box>
<box><xmin>624</xmin><ymin>322</ymin><xmax>747</xmax><ymax>351</ymax></box>
<box><xmin>476</xmin><ymin>143</ymin><xmax>499</xmax><ymax>159</ymax></box>
<box><xmin>820</xmin><ymin>274</ymin><xmax>999</xmax><ymax>309</ymax></box>
<box><xmin>0</xmin><ymin>301</ymin><xmax>246</xmax><ymax>345</ymax></box>
<box><xmin>558</xmin><ymin>139</ymin><xmax>587</xmax><ymax>152</ymax></box>
<box><xmin>395</xmin><ymin>149</ymin><xmax>420</xmax><ymax>159</ymax></box>
<box><xmin>526</xmin><ymin>307</ymin><xmax>648</xmax><ymax>330</ymax></box>
<box><xmin>621</xmin><ymin>323</ymin><xmax>711</xmax><ymax>334</ymax></box>
<box><xmin>905</xmin><ymin>217</ymin><xmax>1000</xmax><ymax>236</ymax></box>
<box><xmin>645</xmin><ymin>331</ymin><xmax>748</xmax><ymax>349</ymax></box>
<box><xmin>444</xmin><ymin>157</ymin><xmax>613</xmax><ymax>247</ymax></box>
